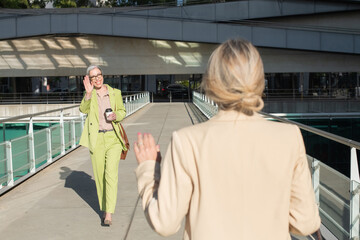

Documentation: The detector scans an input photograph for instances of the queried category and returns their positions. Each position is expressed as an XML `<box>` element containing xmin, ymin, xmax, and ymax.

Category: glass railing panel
<box><xmin>318</xmin><ymin>160</ymin><xmax>350</xmax><ymax>240</ymax></box>
<box><xmin>64</xmin><ymin>121</ymin><xmax>72</xmax><ymax>150</ymax></box>
<box><xmin>0</xmin><ymin>123</ymin><xmax>29</xmax><ymax>142</ymax></box>
<box><xmin>75</xmin><ymin>120</ymin><xmax>82</xmax><ymax>143</ymax></box>
<box><xmin>11</xmin><ymin>135</ymin><xmax>30</xmax><ymax>181</ymax></box>
<box><xmin>50</xmin><ymin>125</ymin><xmax>61</xmax><ymax>158</ymax></box>
<box><xmin>34</xmin><ymin>128</ymin><xmax>48</xmax><ymax>167</ymax></box>
<box><xmin>0</xmin><ymin>142</ymin><xmax>7</xmax><ymax>186</ymax></box>
<box><xmin>301</xmin><ymin>129</ymin><xmax>352</xmax><ymax>177</ymax></box>
<box><xmin>350</xmin><ymin>180</ymin><xmax>360</xmax><ymax>240</ymax></box>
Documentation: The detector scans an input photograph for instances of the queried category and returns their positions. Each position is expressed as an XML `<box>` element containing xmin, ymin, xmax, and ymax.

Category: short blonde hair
<box><xmin>201</xmin><ymin>38</ymin><xmax>265</xmax><ymax>115</ymax></box>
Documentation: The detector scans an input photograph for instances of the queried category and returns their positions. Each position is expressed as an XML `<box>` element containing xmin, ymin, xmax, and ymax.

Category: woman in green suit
<box><xmin>79</xmin><ymin>65</ymin><xmax>126</xmax><ymax>226</ymax></box>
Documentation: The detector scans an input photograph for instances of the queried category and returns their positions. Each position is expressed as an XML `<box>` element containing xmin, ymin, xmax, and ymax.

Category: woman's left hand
<box><xmin>107</xmin><ymin>113</ymin><xmax>116</xmax><ymax>121</ymax></box>
<box><xmin>134</xmin><ymin>133</ymin><xmax>161</xmax><ymax>164</ymax></box>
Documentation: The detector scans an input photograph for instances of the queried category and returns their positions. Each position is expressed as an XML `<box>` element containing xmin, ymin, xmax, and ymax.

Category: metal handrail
<box><xmin>259</xmin><ymin>111</ymin><xmax>360</xmax><ymax>150</ymax></box>
<box><xmin>0</xmin><ymin>105</ymin><xmax>79</xmax><ymax>124</ymax></box>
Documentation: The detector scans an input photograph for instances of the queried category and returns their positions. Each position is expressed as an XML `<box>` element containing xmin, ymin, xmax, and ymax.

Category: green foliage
<box><xmin>31</xmin><ymin>0</ymin><xmax>47</xmax><ymax>8</ymax></box>
<box><xmin>0</xmin><ymin>0</ymin><xmax>30</xmax><ymax>9</ymax></box>
<box><xmin>101</xmin><ymin>0</ymin><xmax>118</xmax><ymax>7</ymax></box>
<box><xmin>76</xmin><ymin>0</ymin><xmax>92</xmax><ymax>7</ymax></box>
<box><xmin>52</xmin><ymin>0</ymin><xmax>77</xmax><ymax>8</ymax></box>
<box><xmin>0</xmin><ymin>0</ymin><xmax>51</xmax><ymax>9</ymax></box>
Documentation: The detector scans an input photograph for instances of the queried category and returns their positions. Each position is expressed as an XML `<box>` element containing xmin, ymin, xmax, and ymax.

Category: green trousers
<box><xmin>91</xmin><ymin>131</ymin><xmax>121</xmax><ymax>213</ymax></box>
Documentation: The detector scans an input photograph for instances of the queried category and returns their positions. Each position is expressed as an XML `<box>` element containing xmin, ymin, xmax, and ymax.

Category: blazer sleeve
<box><xmin>114</xmin><ymin>89</ymin><xmax>126</xmax><ymax>122</ymax></box>
<box><xmin>135</xmin><ymin>132</ymin><xmax>193</xmax><ymax>237</ymax></box>
<box><xmin>289</xmin><ymin>126</ymin><xmax>321</xmax><ymax>236</ymax></box>
<box><xmin>79</xmin><ymin>92</ymin><xmax>91</xmax><ymax>114</ymax></box>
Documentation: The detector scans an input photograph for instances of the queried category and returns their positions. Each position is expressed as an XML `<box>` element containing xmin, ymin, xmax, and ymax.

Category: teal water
<box><xmin>0</xmin><ymin>123</ymin><xmax>58</xmax><ymax>142</ymax></box>
<box><xmin>291</xmin><ymin>118</ymin><xmax>360</xmax><ymax>177</ymax></box>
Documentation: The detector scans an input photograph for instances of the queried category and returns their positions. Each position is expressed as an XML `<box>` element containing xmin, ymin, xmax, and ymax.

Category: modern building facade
<box><xmin>0</xmin><ymin>0</ymin><xmax>359</xmax><ymax>108</ymax></box>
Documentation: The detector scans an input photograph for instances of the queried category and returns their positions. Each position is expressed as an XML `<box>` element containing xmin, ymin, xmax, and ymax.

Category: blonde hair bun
<box><xmin>238</xmin><ymin>93</ymin><xmax>264</xmax><ymax>114</ymax></box>
<box><xmin>201</xmin><ymin>38</ymin><xmax>265</xmax><ymax>115</ymax></box>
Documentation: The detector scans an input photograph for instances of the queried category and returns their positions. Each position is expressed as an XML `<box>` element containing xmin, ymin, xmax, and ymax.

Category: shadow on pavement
<box><xmin>59</xmin><ymin>166</ymin><xmax>101</xmax><ymax>219</ymax></box>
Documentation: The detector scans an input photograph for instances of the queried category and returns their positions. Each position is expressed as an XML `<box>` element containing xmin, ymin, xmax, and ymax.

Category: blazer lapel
<box><xmin>91</xmin><ymin>90</ymin><xmax>99</xmax><ymax>121</ymax></box>
<box><xmin>108</xmin><ymin>85</ymin><xmax>116</xmax><ymax>111</ymax></box>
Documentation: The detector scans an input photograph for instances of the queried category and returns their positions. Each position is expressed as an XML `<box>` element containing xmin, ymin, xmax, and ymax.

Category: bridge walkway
<box><xmin>0</xmin><ymin>103</ymin><xmax>313</xmax><ymax>240</ymax></box>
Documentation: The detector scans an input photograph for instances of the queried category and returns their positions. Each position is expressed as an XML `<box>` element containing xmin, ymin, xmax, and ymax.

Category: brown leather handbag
<box><xmin>118</xmin><ymin>123</ymin><xmax>130</xmax><ymax>160</ymax></box>
<box><xmin>114</xmin><ymin>100</ymin><xmax>130</xmax><ymax>160</ymax></box>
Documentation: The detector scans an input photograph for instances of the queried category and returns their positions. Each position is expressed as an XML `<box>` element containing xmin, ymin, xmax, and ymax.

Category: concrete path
<box><xmin>0</xmin><ymin>103</ymin><xmax>192</xmax><ymax>240</ymax></box>
<box><xmin>0</xmin><ymin>103</ymin><xmax>323</xmax><ymax>240</ymax></box>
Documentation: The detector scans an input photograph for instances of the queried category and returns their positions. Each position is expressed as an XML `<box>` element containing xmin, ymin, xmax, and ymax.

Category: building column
<box><xmin>302</xmin><ymin>72</ymin><xmax>310</xmax><ymax>96</ymax></box>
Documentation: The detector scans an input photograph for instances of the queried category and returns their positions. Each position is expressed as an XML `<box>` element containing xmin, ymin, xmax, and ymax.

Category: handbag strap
<box><xmin>113</xmin><ymin>96</ymin><xmax>129</xmax><ymax>151</ymax></box>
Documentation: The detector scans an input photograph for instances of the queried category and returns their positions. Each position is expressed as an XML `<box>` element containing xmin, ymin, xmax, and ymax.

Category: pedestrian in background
<box><xmin>133</xmin><ymin>39</ymin><xmax>321</xmax><ymax>239</ymax></box>
<box><xmin>79</xmin><ymin>65</ymin><xmax>126</xmax><ymax>226</ymax></box>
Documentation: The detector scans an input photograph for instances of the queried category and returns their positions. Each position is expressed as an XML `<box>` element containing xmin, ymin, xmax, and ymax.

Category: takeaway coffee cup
<box><xmin>105</xmin><ymin>108</ymin><xmax>113</xmax><ymax>120</ymax></box>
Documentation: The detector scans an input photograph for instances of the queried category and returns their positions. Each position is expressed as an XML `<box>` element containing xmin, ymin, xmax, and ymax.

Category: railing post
<box><xmin>46</xmin><ymin>128</ymin><xmax>52</xmax><ymax>163</ymax></box>
<box><xmin>28</xmin><ymin>117</ymin><xmax>35</xmax><ymax>173</ymax></box>
<box><xmin>6</xmin><ymin>141</ymin><xmax>14</xmax><ymax>187</ymax></box>
<box><xmin>60</xmin><ymin>110</ymin><xmax>65</xmax><ymax>155</ymax></box>
<box><xmin>311</xmin><ymin>158</ymin><xmax>320</xmax><ymax>205</ymax></box>
<box><xmin>125</xmin><ymin>97</ymin><xmax>128</xmax><ymax>116</ymax></box>
<box><xmin>131</xmin><ymin>96</ymin><xmax>134</xmax><ymax>115</ymax></box>
<box><xmin>80</xmin><ymin>113</ymin><xmax>85</xmax><ymax>131</ymax></box>
<box><xmin>136</xmin><ymin>94</ymin><xmax>139</xmax><ymax>111</ymax></box>
<box><xmin>350</xmin><ymin>147</ymin><xmax>360</xmax><ymax>239</ymax></box>
<box><xmin>71</xmin><ymin>120</ymin><xmax>76</xmax><ymax>148</ymax></box>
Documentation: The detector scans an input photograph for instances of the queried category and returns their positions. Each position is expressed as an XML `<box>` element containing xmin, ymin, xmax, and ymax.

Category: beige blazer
<box><xmin>136</xmin><ymin>110</ymin><xmax>321</xmax><ymax>240</ymax></box>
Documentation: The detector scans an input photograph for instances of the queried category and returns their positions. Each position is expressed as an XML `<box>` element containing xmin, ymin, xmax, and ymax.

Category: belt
<box><xmin>98</xmin><ymin>129</ymin><xmax>113</xmax><ymax>133</ymax></box>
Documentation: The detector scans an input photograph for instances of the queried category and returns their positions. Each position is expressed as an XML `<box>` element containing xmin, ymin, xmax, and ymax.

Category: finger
<box><xmin>137</xmin><ymin>133</ymin><xmax>144</xmax><ymax>149</ymax></box>
<box><xmin>148</xmin><ymin>134</ymin><xmax>157</xmax><ymax>147</ymax></box>
<box><xmin>133</xmin><ymin>142</ymin><xmax>143</xmax><ymax>164</ymax></box>
<box><xmin>134</xmin><ymin>142</ymin><xmax>139</xmax><ymax>153</ymax></box>
<box><xmin>144</xmin><ymin>133</ymin><xmax>156</xmax><ymax>149</ymax></box>
<box><xmin>156</xmin><ymin>144</ymin><xmax>160</xmax><ymax>152</ymax></box>
<box><xmin>143</xmin><ymin>133</ymin><xmax>150</xmax><ymax>149</ymax></box>
<box><xmin>134</xmin><ymin>142</ymin><xmax>142</xmax><ymax>156</ymax></box>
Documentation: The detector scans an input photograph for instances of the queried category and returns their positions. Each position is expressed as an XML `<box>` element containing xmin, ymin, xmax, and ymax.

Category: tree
<box><xmin>0</xmin><ymin>0</ymin><xmax>51</xmax><ymax>9</ymax></box>
<box><xmin>51</xmin><ymin>0</ymin><xmax>93</xmax><ymax>7</ymax></box>
<box><xmin>0</xmin><ymin>0</ymin><xmax>30</xmax><ymax>8</ymax></box>
<box><xmin>31</xmin><ymin>0</ymin><xmax>48</xmax><ymax>8</ymax></box>
<box><xmin>52</xmin><ymin>0</ymin><xmax>77</xmax><ymax>7</ymax></box>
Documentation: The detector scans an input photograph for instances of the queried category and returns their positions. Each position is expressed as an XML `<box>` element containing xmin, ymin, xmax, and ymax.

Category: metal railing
<box><xmin>192</xmin><ymin>91</ymin><xmax>218</xmax><ymax>118</ymax></box>
<box><xmin>124</xmin><ymin>92</ymin><xmax>150</xmax><ymax>116</ymax></box>
<box><xmin>0</xmin><ymin>91</ymin><xmax>146</xmax><ymax>105</ymax></box>
<box><xmin>0</xmin><ymin>92</ymin><xmax>150</xmax><ymax>195</ymax></box>
<box><xmin>263</xmin><ymin>87</ymin><xmax>360</xmax><ymax>100</ymax></box>
<box><xmin>192</xmin><ymin>91</ymin><xmax>360</xmax><ymax>240</ymax></box>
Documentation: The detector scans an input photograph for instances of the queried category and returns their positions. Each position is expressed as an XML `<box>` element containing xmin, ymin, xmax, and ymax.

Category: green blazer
<box><xmin>79</xmin><ymin>84</ymin><xmax>127</xmax><ymax>152</ymax></box>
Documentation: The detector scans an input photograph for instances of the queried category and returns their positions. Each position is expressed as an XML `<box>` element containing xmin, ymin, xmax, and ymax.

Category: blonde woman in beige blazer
<box><xmin>134</xmin><ymin>39</ymin><xmax>321</xmax><ymax>240</ymax></box>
